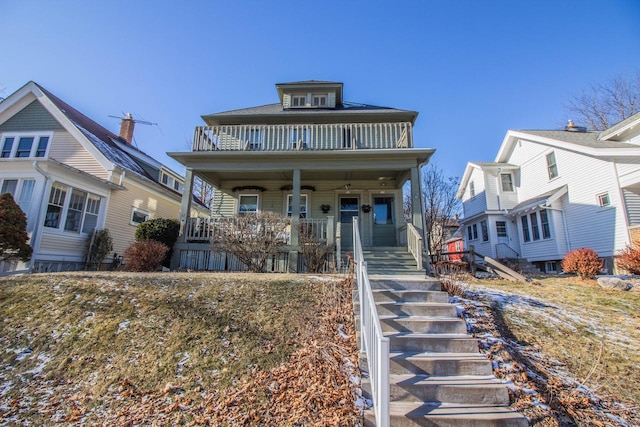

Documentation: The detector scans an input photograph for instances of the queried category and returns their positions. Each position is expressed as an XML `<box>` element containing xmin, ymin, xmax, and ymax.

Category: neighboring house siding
<box><xmin>104</xmin><ymin>179</ymin><xmax>182</xmax><ymax>256</ymax></box>
<box><xmin>462</xmin><ymin>168</ymin><xmax>487</xmax><ymax>218</ymax></box>
<box><xmin>211</xmin><ymin>191</ymin><xmax>236</xmax><ymax>218</ymax></box>
<box><xmin>0</xmin><ymin>100</ymin><xmax>64</xmax><ymax>132</ymax></box>
<box><xmin>40</xmin><ymin>232</ymin><xmax>87</xmax><ymax>257</ymax></box>
<box><xmin>623</xmin><ymin>189</ymin><xmax>640</xmax><ymax>225</ymax></box>
<box><xmin>49</xmin><ymin>130</ymin><xmax>109</xmax><ymax>179</ymax></box>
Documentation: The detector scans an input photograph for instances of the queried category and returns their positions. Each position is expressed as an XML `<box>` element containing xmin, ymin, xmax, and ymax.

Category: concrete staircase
<box><xmin>363</xmin><ymin>247</ymin><xmax>423</xmax><ymax>276</ymax></box>
<box><xmin>356</xmin><ymin>276</ymin><xmax>528</xmax><ymax>426</ymax></box>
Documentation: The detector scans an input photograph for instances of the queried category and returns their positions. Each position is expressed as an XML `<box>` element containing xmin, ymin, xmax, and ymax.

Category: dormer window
<box><xmin>291</xmin><ymin>95</ymin><xmax>306</xmax><ymax>107</ymax></box>
<box><xmin>161</xmin><ymin>171</ymin><xmax>184</xmax><ymax>192</ymax></box>
<box><xmin>312</xmin><ymin>94</ymin><xmax>327</xmax><ymax>107</ymax></box>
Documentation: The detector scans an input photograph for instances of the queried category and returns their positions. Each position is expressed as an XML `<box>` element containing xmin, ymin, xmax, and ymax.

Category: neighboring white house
<box><xmin>457</xmin><ymin>115</ymin><xmax>640</xmax><ymax>273</ymax></box>
<box><xmin>0</xmin><ymin>81</ymin><xmax>208</xmax><ymax>273</ymax></box>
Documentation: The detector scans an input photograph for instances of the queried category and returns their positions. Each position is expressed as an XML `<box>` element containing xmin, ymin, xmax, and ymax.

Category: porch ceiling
<box><xmin>168</xmin><ymin>148</ymin><xmax>435</xmax><ymax>187</ymax></box>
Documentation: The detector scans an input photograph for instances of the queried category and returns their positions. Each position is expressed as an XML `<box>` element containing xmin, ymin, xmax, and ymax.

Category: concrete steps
<box><xmin>357</xmin><ymin>275</ymin><xmax>527</xmax><ymax>426</ymax></box>
<box><xmin>363</xmin><ymin>247</ymin><xmax>422</xmax><ymax>275</ymax></box>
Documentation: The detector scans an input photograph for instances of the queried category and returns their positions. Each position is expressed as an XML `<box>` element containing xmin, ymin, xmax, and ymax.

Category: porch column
<box><xmin>411</xmin><ymin>166</ymin><xmax>431</xmax><ymax>274</ymax></box>
<box><xmin>289</xmin><ymin>169</ymin><xmax>301</xmax><ymax>272</ymax></box>
<box><xmin>178</xmin><ymin>168</ymin><xmax>194</xmax><ymax>243</ymax></box>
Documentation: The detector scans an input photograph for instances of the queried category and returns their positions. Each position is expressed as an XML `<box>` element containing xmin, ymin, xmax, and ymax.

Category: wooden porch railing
<box><xmin>192</xmin><ymin>122</ymin><xmax>413</xmax><ymax>152</ymax></box>
<box><xmin>406</xmin><ymin>223</ymin><xmax>423</xmax><ymax>271</ymax></box>
<box><xmin>184</xmin><ymin>216</ymin><xmax>333</xmax><ymax>245</ymax></box>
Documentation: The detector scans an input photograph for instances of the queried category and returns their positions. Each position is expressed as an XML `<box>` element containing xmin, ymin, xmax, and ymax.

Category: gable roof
<box><xmin>599</xmin><ymin>111</ymin><xmax>640</xmax><ymax>141</ymax></box>
<box><xmin>456</xmin><ymin>161</ymin><xmax>518</xmax><ymax>199</ymax></box>
<box><xmin>0</xmin><ymin>82</ymin><xmax>208</xmax><ymax>209</ymax></box>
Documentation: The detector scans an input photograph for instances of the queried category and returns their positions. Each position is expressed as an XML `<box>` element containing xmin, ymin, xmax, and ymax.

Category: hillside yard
<box><xmin>0</xmin><ymin>272</ymin><xmax>361</xmax><ymax>425</ymax></box>
<box><xmin>450</xmin><ymin>275</ymin><xmax>640</xmax><ymax>426</ymax></box>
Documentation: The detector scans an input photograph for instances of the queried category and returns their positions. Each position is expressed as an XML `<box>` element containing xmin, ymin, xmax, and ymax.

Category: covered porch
<box><xmin>168</xmin><ymin>148</ymin><xmax>434</xmax><ymax>272</ymax></box>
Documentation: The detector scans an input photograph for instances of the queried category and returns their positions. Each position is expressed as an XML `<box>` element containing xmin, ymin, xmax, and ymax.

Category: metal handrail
<box><xmin>353</xmin><ymin>217</ymin><xmax>389</xmax><ymax>427</ymax></box>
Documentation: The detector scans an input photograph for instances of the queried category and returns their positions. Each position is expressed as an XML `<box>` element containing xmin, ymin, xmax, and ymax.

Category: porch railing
<box><xmin>193</xmin><ymin>122</ymin><xmax>413</xmax><ymax>152</ymax></box>
<box><xmin>495</xmin><ymin>243</ymin><xmax>519</xmax><ymax>260</ymax></box>
<box><xmin>184</xmin><ymin>216</ymin><xmax>332</xmax><ymax>245</ymax></box>
<box><xmin>353</xmin><ymin>217</ymin><xmax>390</xmax><ymax>427</ymax></box>
<box><xmin>406</xmin><ymin>223</ymin><xmax>423</xmax><ymax>270</ymax></box>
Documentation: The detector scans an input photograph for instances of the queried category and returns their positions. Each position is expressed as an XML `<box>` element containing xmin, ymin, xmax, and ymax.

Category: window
<box><xmin>500</xmin><ymin>173</ymin><xmax>514</xmax><ymax>192</ymax></box>
<box><xmin>82</xmin><ymin>195</ymin><xmax>101</xmax><ymax>234</ymax></box>
<box><xmin>0</xmin><ymin>135</ymin><xmax>50</xmax><ymax>158</ymax></box>
<box><xmin>312</xmin><ymin>94</ymin><xmax>327</xmax><ymax>107</ymax></box>
<box><xmin>373</xmin><ymin>196</ymin><xmax>394</xmax><ymax>225</ymax></box>
<box><xmin>131</xmin><ymin>207</ymin><xmax>149</xmax><ymax>225</ymax></box>
<box><xmin>597</xmin><ymin>192</ymin><xmax>610</xmax><ymax>207</ymax></box>
<box><xmin>496</xmin><ymin>221</ymin><xmax>507</xmax><ymax>237</ymax></box>
<box><xmin>480</xmin><ymin>220</ymin><xmax>488</xmax><ymax>241</ymax></box>
<box><xmin>44</xmin><ymin>184</ymin><xmax>103</xmax><ymax>233</ymax></box>
<box><xmin>521</xmin><ymin>215</ymin><xmax>530</xmax><ymax>242</ymax></box>
<box><xmin>455</xmin><ymin>240</ymin><xmax>462</xmax><ymax>251</ymax></box>
<box><xmin>1</xmin><ymin>179</ymin><xmax>18</xmax><ymax>196</ymax></box>
<box><xmin>238</xmin><ymin>194</ymin><xmax>259</xmax><ymax>215</ymax></box>
<box><xmin>291</xmin><ymin>95</ymin><xmax>306</xmax><ymax>107</ymax></box>
<box><xmin>546</xmin><ymin>152</ymin><xmax>558</xmax><ymax>179</ymax></box>
<box><xmin>545</xmin><ymin>261</ymin><xmax>558</xmax><ymax>273</ymax></box>
<box><xmin>45</xmin><ymin>184</ymin><xmax>67</xmax><ymax>229</ymax></box>
<box><xmin>469</xmin><ymin>181</ymin><xmax>475</xmax><ymax>198</ymax></box>
<box><xmin>286</xmin><ymin>194</ymin><xmax>308</xmax><ymax>218</ymax></box>
<box><xmin>64</xmin><ymin>189</ymin><xmax>87</xmax><ymax>232</ymax></box>
<box><xmin>467</xmin><ymin>225</ymin><xmax>473</xmax><ymax>240</ymax></box>
<box><xmin>472</xmin><ymin>223</ymin><xmax>478</xmax><ymax>240</ymax></box>
<box><xmin>1</xmin><ymin>137</ymin><xmax>14</xmax><ymax>158</ymax></box>
<box><xmin>530</xmin><ymin>212</ymin><xmax>540</xmax><ymax>241</ymax></box>
<box><xmin>540</xmin><ymin>209</ymin><xmax>551</xmax><ymax>239</ymax></box>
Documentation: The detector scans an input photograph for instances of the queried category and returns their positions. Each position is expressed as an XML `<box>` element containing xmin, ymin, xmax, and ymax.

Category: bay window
<box><xmin>44</xmin><ymin>183</ymin><xmax>102</xmax><ymax>234</ymax></box>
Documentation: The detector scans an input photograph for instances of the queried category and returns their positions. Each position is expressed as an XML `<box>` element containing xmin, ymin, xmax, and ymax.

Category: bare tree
<box><xmin>565</xmin><ymin>70</ymin><xmax>640</xmax><ymax>130</ymax></box>
<box><xmin>184</xmin><ymin>137</ymin><xmax>215</xmax><ymax>210</ymax></box>
<box><xmin>420</xmin><ymin>164</ymin><xmax>461</xmax><ymax>258</ymax></box>
<box><xmin>212</xmin><ymin>212</ymin><xmax>289</xmax><ymax>272</ymax></box>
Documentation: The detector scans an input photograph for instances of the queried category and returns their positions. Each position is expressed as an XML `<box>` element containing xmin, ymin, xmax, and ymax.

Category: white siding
<box><xmin>462</xmin><ymin>168</ymin><xmax>488</xmax><ymax>218</ymax></box>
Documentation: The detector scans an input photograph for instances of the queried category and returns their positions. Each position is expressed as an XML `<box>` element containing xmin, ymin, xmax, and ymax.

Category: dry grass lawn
<box><xmin>0</xmin><ymin>272</ymin><xmax>360</xmax><ymax>425</ymax></box>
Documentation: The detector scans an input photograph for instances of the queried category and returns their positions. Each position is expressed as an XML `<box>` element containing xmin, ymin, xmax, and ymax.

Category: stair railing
<box><xmin>353</xmin><ymin>217</ymin><xmax>390</xmax><ymax>427</ymax></box>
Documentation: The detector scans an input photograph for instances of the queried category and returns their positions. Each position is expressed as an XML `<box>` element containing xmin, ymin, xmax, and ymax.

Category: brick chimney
<box><xmin>119</xmin><ymin>113</ymin><xmax>135</xmax><ymax>144</ymax></box>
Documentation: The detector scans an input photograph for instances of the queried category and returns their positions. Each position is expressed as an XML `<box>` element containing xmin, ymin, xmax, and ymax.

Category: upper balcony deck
<box><xmin>192</xmin><ymin>122</ymin><xmax>413</xmax><ymax>152</ymax></box>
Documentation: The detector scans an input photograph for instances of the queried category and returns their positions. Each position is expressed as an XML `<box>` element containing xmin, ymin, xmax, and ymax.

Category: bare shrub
<box><xmin>299</xmin><ymin>224</ymin><xmax>334</xmax><ymax>273</ymax></box>
<box><xmin>212</xmin><ymin>212</ymin><xmax>289</xmax><ymax>273</ymax></box>
<box><xmin>124</xmin><ymin>240</ymin><xmax>169</xmax><ymax>272</ymax></box>
<box><xmin>435</xmin><ymin>261</ymin><xmax>470</xmax><ymax>297</ymax></box>
<box><xmin>616</xmin><ymin>245</ymin><xmax>640</xmax><ymax>275</ymax></box>
<box><xmin>562</xmin><ymin>248</ymin><xmax>603</xmax><ymax>280</ymax></box>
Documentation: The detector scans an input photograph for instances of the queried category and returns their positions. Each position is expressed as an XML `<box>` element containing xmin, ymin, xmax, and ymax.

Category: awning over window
<box><xmin>507</xmin><ymin>185</ymin><xmax>568</xmax><ymax>217</ymax></box>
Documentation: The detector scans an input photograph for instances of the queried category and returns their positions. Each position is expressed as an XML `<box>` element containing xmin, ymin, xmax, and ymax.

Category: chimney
<box><xmin>119</xmin><ymin>113</ymin><xmax>135</xmax><ymax>144</ymax></box>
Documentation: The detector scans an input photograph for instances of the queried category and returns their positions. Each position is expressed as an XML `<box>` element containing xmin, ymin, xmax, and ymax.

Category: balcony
<box><xmin>192</xmin><ymin>122</ymin><xmax>413</xmax><ymax>152</ymax></box>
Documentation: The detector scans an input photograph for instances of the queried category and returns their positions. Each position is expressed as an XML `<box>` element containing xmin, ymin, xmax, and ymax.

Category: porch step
<box><xmin>361</xmin><ymin>351</ymin><xmax>493</xmax><ymax>376</ymax></box>
<box><xmin>368</xmin><ymin>277</ymin><xmax>441</xmax><ymax>291</ymax></box>
<box><xmin>387</xmin><ymin>333</ymin><xmax>480</xmax><ymax>353</ymax></box>
<box><xmin>363</xmin><ymin>247</ymin><xmax>422</xmax><ymax>275</ymax></box>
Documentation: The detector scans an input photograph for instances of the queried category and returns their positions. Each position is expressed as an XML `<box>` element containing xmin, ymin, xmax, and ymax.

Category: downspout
<box><xmin>30</xmin><ymin>160</ymin><xmax>50</xmax><ymax>272</ymax></box>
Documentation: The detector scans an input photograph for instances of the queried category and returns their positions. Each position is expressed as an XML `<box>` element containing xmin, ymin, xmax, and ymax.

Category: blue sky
<box><xmin>1</xmin><ymin>1</ymin><xmax>639</xmax><ymax>179</ymax></box>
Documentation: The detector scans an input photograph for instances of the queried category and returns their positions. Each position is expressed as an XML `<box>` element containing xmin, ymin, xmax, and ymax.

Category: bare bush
<box><xmin>212</xmin><ymin>212</ymin><xmax>289</xmax><ymax>273</ymax></box>
<box><xmin>562</xmin><ymin>248</ymin><xmax>603</xmax><ymax>280</ymax></box>
<box><xmin>299</xmin><ymin>224</ymin><xmax>334</xmax><ymax>273</ymax></box>
<box><xmin>616</xmin><ymin>245</ymin><xmax>640</xmax><ymax>275</ymax></box>
<box><xmin>124</xmin><ymin>240</ymin><xmax>169</xmax><ymax>272</ymax></box>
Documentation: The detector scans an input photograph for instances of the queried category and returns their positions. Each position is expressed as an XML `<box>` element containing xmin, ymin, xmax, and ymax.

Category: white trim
<box><xmin>130</xmin><ymin>206</ymin><xmax>150</xmax><ymax>226</ymax></box>
<box><xmin>286</xmin><ymin>193</ymin><xmax>308</xmax><ymax>218</ymax></box>
<box><xmin>238</xmin><ymin>193</ymin><xmax>260</xmax><ymax>215</ymax></box>
<box><xmin>1</xmin><ymin>132</ymin><xmax>53</xmax><ymax>159</ymax></box>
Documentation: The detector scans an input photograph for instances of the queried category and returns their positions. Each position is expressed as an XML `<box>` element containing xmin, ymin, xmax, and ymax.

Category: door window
<box><xmin>340</xmin><ymin>197</ymin><xmax>359</xmax><ymax>222</ymax></box>
<box><xmin>373</xmin><ymin>196</ymin><xmax>394</xmax><ymax>224</ymax></box>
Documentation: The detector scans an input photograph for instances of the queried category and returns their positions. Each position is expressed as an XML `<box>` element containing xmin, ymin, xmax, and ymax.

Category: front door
<box><xmin>373</xmin><ymin>196</ymin><xmax>396</xmax><ymax>246</ymax></box>
<box><xmin>340</xmin><ymin>196</ymin><xmax>359</xmax><ymax>248</ymax></box>
<box><xmin>495</xmin><ymin>220</ymin><xmax>512</xmax><ymax>258</ymax></box>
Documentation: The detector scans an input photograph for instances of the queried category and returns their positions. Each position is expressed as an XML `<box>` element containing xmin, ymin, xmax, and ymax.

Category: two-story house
<box><xmin>457</xmin><ymin>116</ymin><xmax>640</xmax><ymax>273</ymax></box>
<box><xmin>169</xmin><ymin>80</ymin><xmax>434</xmax><ymax>272</ymax></box>
<box><xmin>0</xmin><ymin>81</ymin><xmax>208</xmax><ymax>273</ymax></box>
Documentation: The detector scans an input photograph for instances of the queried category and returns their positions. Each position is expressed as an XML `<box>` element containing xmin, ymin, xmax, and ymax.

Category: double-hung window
<box><xmin>1</xmin><ymin>134</ymin><xmax>50</xmax><ymax>158</ymax></box>
<box><xmin>540</xmin><ymin>209</ymin><xmax>551</xmax><ymax>239</ymax></box>
<box><xmin>312</xmin><ymin>94</ymin><xmax>327</xmax><ymax>107</ymax></box>
<box><xmin>291</xmin><ymin>95</ymin><xmax>306</xmax><ymax>107</ymax></box>
<box><xmin>500</xmin><ymin>173</ymin><xmax>514</xmax><ymax>192</ymax></box>
<box><xmin>521</xmin><ymin>215</ymin><xmax>531</xmax><ymax>242</ymax></box>
<box><xmin>44</xmin><ymin>183</ymin><xmax>102</xmax><ymax>234</ymax></box>
<box><xmin>286</xmin><ymin>194</ymin><xmax>308</xmax><ymax>218</ymax></box>
<box><xmin>0</xmin><ymin>178</ymin><xmax>35</xmax><ymax>214</ymax></box>
<box><xmin>238</xmin><ymin>194</ymin><xmax>259</xmax><ymax>215</ymax></box>
<box><xmin>480</xmin><ymin>220</ymin><xmax>489</xmax><ymax>241</ymax></box>
<box><xmin>546</xmin><ymin>152</ymin><xmax>558</xmax><ymax>179</ymax></box>
<box><xmin>469</xmin><ymin>181</ymin><xmax>475</xmax><ymax>198</ymax></box>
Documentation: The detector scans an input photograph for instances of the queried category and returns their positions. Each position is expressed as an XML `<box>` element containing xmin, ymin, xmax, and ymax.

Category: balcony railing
<box><xmin>192</xmin><ymin>122</ymin><xmax>413</xmax><ymax>152</ymax></box>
